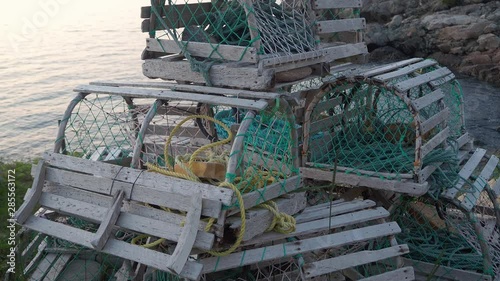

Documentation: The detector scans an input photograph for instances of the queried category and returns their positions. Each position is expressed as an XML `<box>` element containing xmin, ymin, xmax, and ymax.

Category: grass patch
<box><xmin>0</xmin><ymin>160</ymin><xmax>34</xmax><ymax>277</ymax></box>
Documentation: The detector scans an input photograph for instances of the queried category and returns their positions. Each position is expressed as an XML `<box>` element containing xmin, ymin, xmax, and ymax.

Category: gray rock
<box><xmin>477</xmin><ymin>33</ymin><xmax>500</xmax><ymax>51</ymax></box>
<box><xmin>422</xmin><ymin>14</ymin><xmax>475</xmax><ymax>30</ymax></box>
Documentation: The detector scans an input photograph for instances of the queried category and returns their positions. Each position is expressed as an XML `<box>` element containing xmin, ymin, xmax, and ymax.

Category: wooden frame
<box><xmin>300</xmin><ymin>59</ymin><xmax>462</xmax><ymax>196</ymax></box>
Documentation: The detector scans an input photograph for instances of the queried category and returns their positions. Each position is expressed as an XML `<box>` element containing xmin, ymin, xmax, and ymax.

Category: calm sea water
<box><xmin>0</xmin><ymin>1</ymin><xmax>498</xmax><ymax>161</ymax></box>
<box><xmin>0</xmin><ymin>1</ymin><xmax>149</xmax><ymax>160</ymax></box>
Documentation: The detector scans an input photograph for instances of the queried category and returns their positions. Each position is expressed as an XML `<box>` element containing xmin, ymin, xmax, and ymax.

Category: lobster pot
<box><xmin>301</xmin><ymin>59</ymin><xmax>467</xmax><ymax>196</ymax></box>
<box><xmin>141</xmin><ymin>0</ymin><xmax>368</xmax><ymax>89</ymax></box>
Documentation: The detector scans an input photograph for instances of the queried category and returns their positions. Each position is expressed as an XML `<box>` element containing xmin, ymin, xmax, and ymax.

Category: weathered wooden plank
<box><xmin>395</xmin><ymin>67</ymin><xmax>452</xmax><ymax>92</ymax></box>
<box><xmin>146</xmin><ymin>38</ymin><xmax>258</xmax><ymax>63</ymax></box>
<box><xmin>91</xmin><ymin>190</ymin><xmax>124</xmax><ymax>250</ymax></box>
<box><xmin>23</xmin><ymin>240</ymin><xmax>47</xmax><ymax>275</ymax></box>
<box><xmin>140</xmin><ymin>2</ymin><xmax>212</xmax><ymax>19</ymax></box>
<box><xmin>168</xmin><ymin>192</ymin><xmax>202</xmax><ymax>274</ymax></box>
<box><xmin>420</xmin><ymin>127</ymin><xmax>450</xmax><ymax>158</ymax></box>
<box><xmin>14</xmin><ymin>161</ymin><xmax>46</xmax><ymax>224</ymax></box>
<box><xmin>29</xmin><ymin>253</ymin><xmax>57</xmax><ymax>281</ymax></box>
<box><xmin>43</xmin><ymin>254</ymin><xmax>72</xmax><ymax>281</ymax></box>
<box><xmin>74</xmin><ymin>84</ymin><xmax>268</xmax><ymax>111</ymax></box>
<box><xmin>308</xmin><ymin>162</ymin><xmax>414</xmax><ymax>179</ymax></box>
<box><xmin>45</xmin><ymin>167</ymin><xmax>114</xmax><ymax>195</ymax></box>
<box><xmin>246</xmin><ymin>207</ymin><xmax>390</xmax><ymax>247</ymax></box>
<box><xmin>412</xmin><ymin>89</ymin><xmax>444</xmax><ymax>111</ymax></box>
<box><xmin>359</xmin><ymin>266</ymin><xmax>414</xmax><ymax>281</ymax></box>
<box><xmin>228</xmin><ymin>176</ymin><xmax>302</xmax><ymax>215</ymax></box>
<box><xmin>322</xmin><ymin>43</ymin><xmax>368</xmax><ymax>63</ymax></box>
<box><xmin>313</xmin><ymin>0</ymin><xmax>362</xmax><ymax>9</ymax></box>
<box><xmin>295</xmin><ymin>199</ymin><xmax>376</xmax><ymax>223</ymax></box>
<box><xmin>90</xmin><ymin>81</ymin><xmax>281</xmax><ymax>100</ymax></box>
<box><xmin>316</xmin><ymin>18</ymin><xmax>366</xmax><ymax>34</ymax></box>
<box><xmin>420</xmin><ymin>108</ymin><xmax>450</xmax><ymax>134</ymax></box>
<box><xmin>23</xmin><ymin>216</ymin><xmax>203</xmax><ymax>280</ymax></box>
<box><xmin>303</xmin><ymin>245</ymin><xmax>409</xmax><ymax>278</ymax></box>
<box><xmin>373</xmin><ymin>60</ymin><xmax>437</xmax><ymax>82</ymax></box>
<box><xmin>309</xmin><ymin>110</ymin><xmax>356</xmax><ymax>134</ymax></box>
<box><xmin>39</xmin><ymin>191</ymin><xmax>214</xmax><ymax>250</ymax></box>
<box><xmin>143</xmin><ymin>59</ymin><xmax>274</xmax><ymax>90</ymax></box>
<box><xmin>429</xmin><ymin>73</ymin><xmax>456</xmax><ymax>88</ymax></box>
<box><xmin>457</xmin><ymin>132</ymin><xmax>473</xmax><ymax>149</ymax></box>
<box><xmin>44</xmin><ymin>152</ymin><xmax>233</xmax><ymax>206</ymax></box>
<box><xmin>201</xmin><ymin>222</ymin><xmax>401</xmax><ymax>273</ymax></box>
<box><xmin>403</xmin><ymin>258</ymin><xmax>492</xmax><ymax>281</ymax></box>
<box><xmin>442</xmin><ymin>148</ymin><xmax>486</xmax><ymax>199</ymax></box>
<box><xmin>462</xmin><ymin>155</ymin><xmax>499</xmax><ymax>211</ymax></box>
<box><xmin>300</xmin><ymin>167</ymin><xmax>428</xmax><ymax>196</ymax></box>
<box><xmin>358</xmin><ymin>58</ymin><xmax>424</xmax><ymax>78</ymax></box>
<box><xmin>229</xmin><ymin>193</ymin><xmax>306</xmax><ymax>241</ymax></box>
<box><xmin>21</xmin><ymin>233</ymin><xmax>46</xmax><ymax>259</ymax></box>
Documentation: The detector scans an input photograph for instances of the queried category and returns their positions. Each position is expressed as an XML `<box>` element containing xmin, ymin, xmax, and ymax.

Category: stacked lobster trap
<box><xmin>9</xmin><ymin>0</ymin><xmax>500</xmax><ymax>280</ymax></box>
<box><xmin>141</xmin><ymin>0</ymin><xmax>368</xmax><ymax>89</ymax></box>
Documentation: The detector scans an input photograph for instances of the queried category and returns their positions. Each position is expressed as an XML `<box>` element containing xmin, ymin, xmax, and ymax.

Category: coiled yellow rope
<box><xmin>259</xmin><ymin>201</ymin><xmax>296</xmax><ymax>234</ymax></box>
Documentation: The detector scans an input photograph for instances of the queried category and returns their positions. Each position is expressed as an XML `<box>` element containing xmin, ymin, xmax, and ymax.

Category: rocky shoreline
<box><xmin>362</xmin><ymin>0</ymin><xmax>500</xmax><ymax>86</ymax></box>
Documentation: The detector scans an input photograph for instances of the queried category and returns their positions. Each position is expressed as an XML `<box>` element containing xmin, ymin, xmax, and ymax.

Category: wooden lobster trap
<box><xmin>141</xmin><ymin>0</ymin><xmax>368</xmax><ymax>90</ymax></box>
<box><xmin>13</xmin><ymin>81</ymin><xmax>413</xmax><ymax>280</ymax></box>
<box><xmin>299</xmin><ymin>58</ymin><xmax>470</xmax><ymax>197</ymax></box>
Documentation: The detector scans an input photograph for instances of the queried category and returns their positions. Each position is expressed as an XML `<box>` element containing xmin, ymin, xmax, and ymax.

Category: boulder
<box><xmin>477</xmin><ymin>33</ymin><xmax>500</xmax><ymax>51</ymax></box>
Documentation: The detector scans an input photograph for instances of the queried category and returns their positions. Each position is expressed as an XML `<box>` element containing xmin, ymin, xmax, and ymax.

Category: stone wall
<box><xmin>362</xmin><ymin>0</ymin><xmax>500</xmax><ymax>86</ymax></box>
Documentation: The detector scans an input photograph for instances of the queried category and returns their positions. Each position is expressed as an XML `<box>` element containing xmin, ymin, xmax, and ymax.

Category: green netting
<box><xmin>392</xmin><ymin>194</ymin><xmax>500</xmax><ymax>280</ymax></box>
<box><xmin>17</xmin><ymin>219</ymin><xmax>124</xmax><ymax>281</ymax></box>
<box><xmin>63</xmin><ymin>94</ymin><xmax>137</xmax><ymax>166</ymax></box>
<box><xmin>304</xmin><ymin>63</ymin><xmax>464</xmax><ymax>184</ymax></box>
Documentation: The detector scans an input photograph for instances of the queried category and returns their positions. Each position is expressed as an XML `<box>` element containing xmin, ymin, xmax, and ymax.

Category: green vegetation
<box><xmin>0</xmin><ymin>160</ymin><xmax>34</xmax><ymax>276</ymax></box>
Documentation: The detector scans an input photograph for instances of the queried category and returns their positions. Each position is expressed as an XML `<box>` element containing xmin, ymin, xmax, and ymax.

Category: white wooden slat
<box><xmin>300</xmin><ymin>167</ymin><xmax>429</xmax><ymax>196</ymax></box>
<box><xmin>373</xmin><ymin>60</ymin><xmax>437</xmax><ymax>82</ymax></box>
<box><xmin>309</xmin><ymin>110</ymin><xmax>356</xmax><ymax>134</ymax></box>
<box><xmin>420</xmin><ymin>127</ymin><xmax>450</xmax><ymax>158</ymax></box>
<box><xmin>412</xmin><ymin>89</ymin><xmax>445</xmax><ymax>111</ymax></box>
<box><xmin>167</xmin><ymin>192</ymin><xmax>202</xmax><ymax>274</ymax></box>
<box><xmin>462</xmin><ymin>155</ymin><xmax>499</xmax><ymax>211</ymax></box>
<box><xmin>29</xmin><ymin>253</ymin><xmax>57</xmax><ymax>281</ymax></box>
<box><xmin>90</xmin><ymin>81</ymin><xmax>281</xmax><ymax>100</ymax></box>
<box><xmin>358</xmin><ymin>58</ymin><xmax>424</xmax><ymax>78</ymax></box>
<box><xmin>359</xmin><ymin>266</ymin><xmax>414</xmax><ymax>281</ymax></box>
<box><xmin>303</xmin><ymin>245</ymin><xmax>409</xmax><ymax>278</ymax></box>
<box><xmin>42</xmin><ymin>254</ymin><xmax>72</xmax><ymax>281</ymax></box>
<box><xmin>403</xmin><ymin>258</ymin><xmax>492</xmax><ymax>281</ymax></box>
<box><xmin>21</xmin><ymin>233</ymin><xmax>46</xmax><ymax>258</ymax></box>
<box><xmin>23</xmin><ymin>240</ymin><xmax>47</xmax><ymax>275</ymax></box>
<box><xmin>316</xmin><ymin>18</ymin><xmax>366</xmax><ymax>34</ymax></box>
<box><xmin>14</xmin><ymin>161</ymin><xmax>46</xmax><ymax>224</ymax></box>
<box><xmin>395</xmin><ymin>68</ymin><xmax>452</xmax><ymax>92</ymax></box>
<box><xmin>295</xmin><ymin>199</ymin><xmax>376</xmax><ymax>223</ymax></box>
<box><xmin>228</xmin><ymin>176</ymin><xmax>301</xmax><ymax>215</ymax></box>
<box><xmin>44</xmin><ymin>152</ymin><xmax>233</xmax><ymax>206</ymax></box>
<box><xmin>44</xmin><ymin>165</ymin><xmax>222</xmax><ymax>217</ymax></box>
<box><xmin>23</xmin><ymin>216</ymin><xmax>203</xmax><ymax>280</ymax></box>
<box><xmin>308</xmin><ymin>162</ymin><xmax>414</xmax><ymax>179</ymax></box>
<box><xmin>201</xmin><ymin>222</ymin><xmax>401</xmax><ymax>273</ymax></box>
<box><xmin>73</xmin><ymin>85</ymin><xmax>269</xmax><ymax>111</ymax></box>
<box><xmin>245</xmin><ymin>207</ymin><xmax>389</xmax><ymax>247</ymax></box>
<box><xmin>91</xmin><ymin>190</ymin><xmax>124</xmax><ymax>250</ymax></box>
<box><xmin>39</xmin><ymin>191</ymin><xmax>214</xmax><ymax>250</ymax></box>
<box><xmin>457</xmin><ymin>132</ymin><xmax>473</xmax><ymax>149</ymax></box>
<box><xmin>429</xmin><ymin>73</ymin><xmax>456</xmax><ymax>88</ymax></box>
<box><xmin>322</xmin><ymin>43</ymin><xmax>368</xmax><ymax>63</ymax></box>
<box><xmin>420</xmin><ymin>108</ymin><xmax>450</xmax><ymax>134</ymax></box>
<box><xmin>45</xmin><ymin>167</ymin><xmax>113</xmax><ymax>195</ymax></box>
<box><xmin>443</xmin><ymin>148</ymin><xmax>487</xmax><ymax>199</ymax></box>
<box><xmin>313</xmin><ymin>0</ymin><xmax>362</xmax><ymax>9</ymax></box>
<box><xmin>146</xmin><ymin>38</ymin><xmax>258</xmax><ymax>63</ymax></box>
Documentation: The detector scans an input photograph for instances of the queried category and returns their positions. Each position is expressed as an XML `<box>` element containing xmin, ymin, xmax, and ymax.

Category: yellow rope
<box><xmin>259</xmin><ymin>201</ymin><xmax>296</xmax><ymax>234</ymax></box>
<box><xmin>131</xmin><ymin>234</ymin><xmax>165</xmax><ymax>248</ymax></box>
